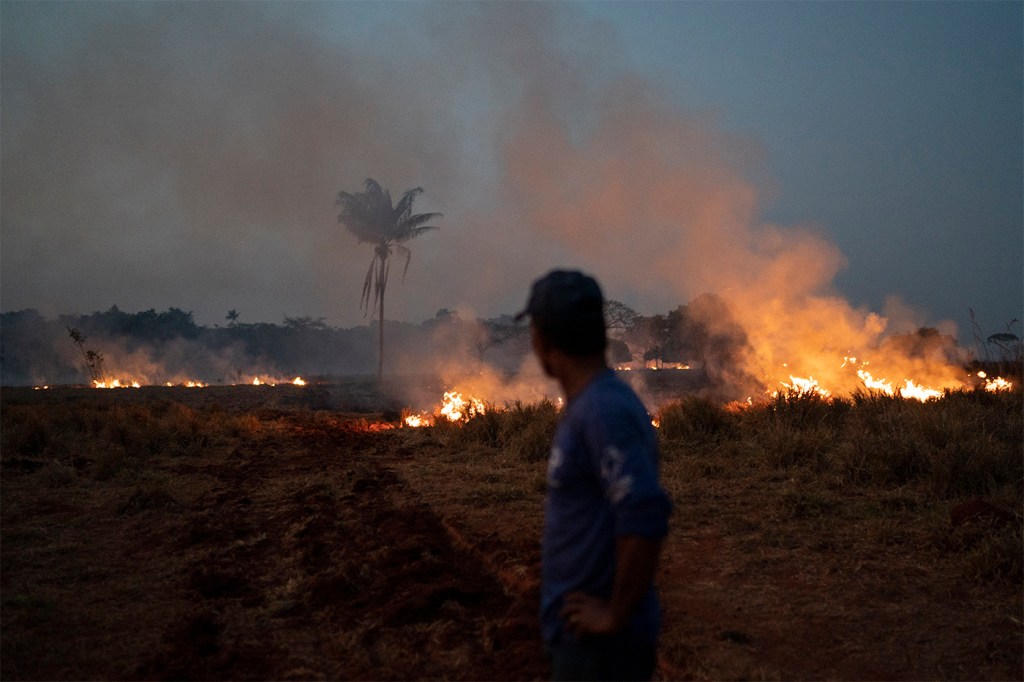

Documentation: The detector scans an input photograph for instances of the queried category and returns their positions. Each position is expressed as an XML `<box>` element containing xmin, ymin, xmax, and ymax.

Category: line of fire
<box><xmin>14</xmin><ymin>308</ymin><xmax>1018</xmax><ymax>431</ymax></box>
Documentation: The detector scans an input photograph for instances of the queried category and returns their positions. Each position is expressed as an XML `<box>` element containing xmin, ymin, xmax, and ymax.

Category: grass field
<box><xmin>1</xmin><ymin>382</ymin><xmax>1021</xmax><ymax>680</ymax></box>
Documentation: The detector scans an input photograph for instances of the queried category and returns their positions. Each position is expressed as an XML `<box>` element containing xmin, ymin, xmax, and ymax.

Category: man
<box><xmin>516</xmin><ymin>270</ymin><xmax>672</xmax><ymax>681</ymax></box>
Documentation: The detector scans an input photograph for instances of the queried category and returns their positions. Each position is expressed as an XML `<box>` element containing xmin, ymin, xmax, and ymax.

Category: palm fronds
<box><xmin>336</xmin><ymin>178</ymin><xmax>442</xmax><ymax>379</ymax></box>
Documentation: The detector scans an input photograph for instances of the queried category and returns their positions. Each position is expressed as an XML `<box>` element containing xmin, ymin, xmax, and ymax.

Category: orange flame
<box><xmin>92</xmin><ymin>379</ymin><xmax>141</xmax><ymax>389</ymax></box>
<box><xmin>984</xmin><ymin>376</ymin><xmax>1013</xmax><ymax>392</ymax></box>
<box><xmin>777</xmin><ymin>375</ymin><xmax>830</xmax><ymax>398</ymax></box>
<box><xmin>401</xmin><ymin>389</ymin><xmax>488</xmax><ymax>428</ymax></box>
<box><xmin>403</xmin><ymin>413</ymin><xmax>432</xmax><ymax>428</ymax></box>
<box><xmin>438</xmin><ymin>390</ymin><xmax>486</xmax><ymax>422</ymax></box>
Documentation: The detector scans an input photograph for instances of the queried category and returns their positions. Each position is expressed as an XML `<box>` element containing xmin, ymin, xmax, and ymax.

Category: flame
<box><xmin>84</xmin><ymin>375</ymin><xmax>307</xmax><ymax>388</ymax></box>
<box><xmin>899</xmin><ymin>380</ymin><xmax>942</xmax><ymax>401</ymax></box>
<box><xmin>250</xmin><ymin>376</ymin><xmax>306</xmax><ymax>387</ymax></box>
<box><xmin>777</xmin><ymin>375</ymin><xmax>830</xmax><ymax>397</ymax></box>
<box><xmin>438</xmin><ymin>390</ymin><xmax>486</xmax><ymax>422</ymax></box>
<box><xmin>855</xmin><ymin>369</ymin><xmax>944</xmax><ymax>401</ymax></box>
<box><xmin>403</xmin><ymin>413</ymin><xmax>432</xmax><ymax>428</ymax></box>
<box><xmin>856</xmin><ymin>369</ymin><xmax>893</xmax><ymax>393</ymax></box>
<box><xmin>984</xmin><ymin>376</ymin><xmax>1013</xmax><ymax>392</ymax></box>
<box><xmin>92</xmin><ymin>379</ymin><xmax>141</xmax><ymax>388</ymax></box>
<box><xmin>399</xmin><ymin>389</ymin><xmax>488</xmax><ymax>428</ymax></box>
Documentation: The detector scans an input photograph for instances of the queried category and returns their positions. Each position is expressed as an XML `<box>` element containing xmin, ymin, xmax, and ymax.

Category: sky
<box><xmin>2</xmin><ymin>1</ymin><xmax>1021</xmax><ymax>349</ymax></box>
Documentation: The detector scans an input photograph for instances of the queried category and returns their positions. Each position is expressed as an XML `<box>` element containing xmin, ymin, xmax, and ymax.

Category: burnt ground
<box><xmin>1</xmin><ymin>398</ymin><xmax>546</xmax><ymax>680</ymax></box>
<box><xmin>1</xmin><ymin>386</ymin><xmax>1021</xmax><ymax>680</ymax></box>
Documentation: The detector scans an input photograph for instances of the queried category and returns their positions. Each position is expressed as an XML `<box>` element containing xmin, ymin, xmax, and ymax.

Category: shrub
<box><xmin>657</xmin><ymin>395</ymin><xmax>735</xmax><ymax>445</ymax></box>
<box><xmin>499</xmin><ymin>400</ymin><xmax>559</xmax><ymax>462</ymax></box>
<box><xmin>445</xmin><ymin>399</ymin><xmax>559</xmax><ymax>462</ymax></box>
<box><xmin>758</xmin><ymin>390</ymin><xmax>850</xmax><ymax>429</ymax></box>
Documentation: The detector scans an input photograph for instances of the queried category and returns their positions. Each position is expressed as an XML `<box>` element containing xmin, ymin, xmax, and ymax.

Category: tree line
<box><xmin>0</xmin><ymin>295</ymin><xmax>756</xmax><ymax>387</ymax></box>
<box><xmin>4</xmin><ymin>296</ymin><xmax>1006</xmax><ymax>388</ymax></box>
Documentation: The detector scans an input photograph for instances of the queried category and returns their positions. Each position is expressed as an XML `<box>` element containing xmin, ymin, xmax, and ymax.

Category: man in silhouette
<box><xmin>516</xmin><ymin>270</ymin><xmax>672</xmax><ymax>681</ymax></box>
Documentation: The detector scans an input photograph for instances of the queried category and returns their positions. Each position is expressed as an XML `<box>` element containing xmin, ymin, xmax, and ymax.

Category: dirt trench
<box><xmin>139</xmin><ymin>425</ymin><xmax>546</xmax><ymax>680</ymax></box>
<box><xmin>2</xmin><ymin>416</ymin><xmax>548</xmax><ymax>681</ymax></box>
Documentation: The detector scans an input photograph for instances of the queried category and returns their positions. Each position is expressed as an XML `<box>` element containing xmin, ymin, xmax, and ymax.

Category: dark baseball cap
<box><xmin>515</xmin><ymin>270</ymin><xmax>604</xmax><ymax>327</ymax></box>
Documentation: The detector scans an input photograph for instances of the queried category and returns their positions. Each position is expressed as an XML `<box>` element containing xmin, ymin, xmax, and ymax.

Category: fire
<box><xmin>92</xmin><ymin>379</ymin><xmax>141</xmax><ymax>389</ymax></box>
<box><xmin>976</xmin><ymin>371</ymin><xmax>1013</xmax><ymax>392</ymax></box>
<box><xmin>766</xmin><ymin>354</ymin><xmax>981</xmax><ymax>403</ymax></box>
<box><xmin>251</xmin><ymin>376</ymin><xmax>306</xmax><ymax>387</ymax></box>
<box><xmin>400</xmin><ymin>389</ymin><xmax>488</xmax><ymax>428</ymax></box>
<box><xmin>899</xmin><ymin>380</ymin><xmax>943</xmax><ymax>401</ymax></box>
<box><xmin>84</xmin><ymin>375</ymin><xmax>307</xmax><ymax>388</ymax></box>
<box><xmin>778</xmin><ymin>376</ymin><xmax>830</xmax><ymax>398</ymax></box>
<box><xmin>856</xmin><ymin>369</ymin><xmax>893</xmax><ymax>393</ymax></box>
<box><xmin>438</xmin><ymin>390</ymin><xmax>486</xmax><ymax>422</ymax></box>
<box><xmin>403</xmin><ymin>413</ymin><xmax>432</xmax><ymax>428</ymax></box>
<box><xmin>855</xmin><ymin>369</ymin><xmax>943</xmax><ymax>401</ymax></box>
<box><xmin>985</xmin><ymin>376</ymin><xmax>1013</xmax><ymax>392</ymax></box>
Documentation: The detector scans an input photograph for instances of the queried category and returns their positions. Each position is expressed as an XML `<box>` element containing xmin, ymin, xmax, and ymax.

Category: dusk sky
<box><xmin>2</xmin><ymin>1</ymin><xmax>1021</xmax><ymax>346</ymax></box>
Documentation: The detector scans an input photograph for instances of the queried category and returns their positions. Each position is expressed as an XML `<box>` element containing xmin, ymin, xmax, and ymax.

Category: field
<box><xmin>1</xmin><ymin>380</ymin><xmax>1021</xmax><ymax>680</ymax></box>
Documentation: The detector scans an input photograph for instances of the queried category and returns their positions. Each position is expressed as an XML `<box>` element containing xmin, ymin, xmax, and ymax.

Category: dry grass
<box><xmin>395</xmin><ymin>386</ymin><xmax>1023</xmax><ymax>679</ymax></box>
<box><xmin>2</xmin><ymin>385</ymin><xmax>1021</xmax><ymax>680</ymax></box>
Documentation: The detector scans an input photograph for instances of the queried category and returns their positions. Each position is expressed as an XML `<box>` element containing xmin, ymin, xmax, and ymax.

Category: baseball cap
<box><xmin>515</xmin><ymin>270</ymin><xmax>605</xmax><ymax>328</ymax></box>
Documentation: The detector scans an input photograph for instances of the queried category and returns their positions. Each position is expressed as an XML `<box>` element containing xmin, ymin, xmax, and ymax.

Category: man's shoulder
<box><xmin>571</xmin><ymin>371</ymin><xmax>651</xmax><ymax>431</ymax></box>
<box><xmin>583</xmin><ymin>370</ymin><xmax>645</xmax><ymax>410</ymax></box>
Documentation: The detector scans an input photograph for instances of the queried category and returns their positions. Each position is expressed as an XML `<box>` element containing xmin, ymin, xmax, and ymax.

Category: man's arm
<box><xmin>559</xmin><ymin>534</ymin><xmax>663</xmax><ymax>636</ymax></box>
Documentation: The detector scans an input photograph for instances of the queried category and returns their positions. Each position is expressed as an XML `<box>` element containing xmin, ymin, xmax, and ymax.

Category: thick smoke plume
<box><xmin>2</xmin><ymin>3</ymin><xmax>978</xmax><ymax>400</ymax></box>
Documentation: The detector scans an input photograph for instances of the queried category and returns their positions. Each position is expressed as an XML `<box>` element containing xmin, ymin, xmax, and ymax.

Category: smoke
<box><xmin>2</xmin><ymin>2</ymin><xmax>974</xmax><ymax>399</ymax></box>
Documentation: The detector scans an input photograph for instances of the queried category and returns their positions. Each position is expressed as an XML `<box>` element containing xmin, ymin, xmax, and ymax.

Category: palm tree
<box><xmin>337</xmin><ymin>178</ymin><xmax>442</xmax><ymax>382</ymax></box>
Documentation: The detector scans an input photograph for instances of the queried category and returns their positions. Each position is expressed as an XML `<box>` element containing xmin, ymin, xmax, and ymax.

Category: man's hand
<box><xmin>559</xmin><ymin>592</ymin><xmax>619</xmax><ymax>636</ymax></box>
<box><xmin>558</xmin><ymin>536</ymin><xmax>664</xmax><ymax>638</ymax></box>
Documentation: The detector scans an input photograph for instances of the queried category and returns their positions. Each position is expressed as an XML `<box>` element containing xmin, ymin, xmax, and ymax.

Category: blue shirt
<box><xmin>541</xmin><ymin>369</ymin><xmax>672</xmax><ymax>646</ymax></box>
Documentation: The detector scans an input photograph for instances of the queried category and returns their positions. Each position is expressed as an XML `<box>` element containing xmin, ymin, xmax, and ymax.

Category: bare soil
<box><xmin>1</xmin><ymin>386</ymin><xmax>1021</xmax><ymax>680</ymax></box>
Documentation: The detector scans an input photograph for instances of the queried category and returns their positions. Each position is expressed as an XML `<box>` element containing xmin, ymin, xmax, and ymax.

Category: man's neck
<box><xmin>558</xmin><ymin>355</ymin><xmax>609</xmax><ymax>401</ymax></box>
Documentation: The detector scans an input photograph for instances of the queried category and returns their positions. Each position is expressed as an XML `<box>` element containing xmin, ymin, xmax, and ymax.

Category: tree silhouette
<box><xmin>336</xmin><ymin>178</ymin><xmax>442</xmax><ymax>381</ymax></box>
<box><xmin>226</xmin><ymin>309</ymin><xmax>239</xmax><ymax>326</ymax></box>
<box><xmin>67</xmin><ymin>327</ymin><xmax>106</xmax><ymax>384</ymax></box>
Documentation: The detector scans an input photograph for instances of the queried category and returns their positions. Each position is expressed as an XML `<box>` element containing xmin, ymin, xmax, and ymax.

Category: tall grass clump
<box><xmin>656</xmin><ymin>395</ymin><xmax>735</xmax><ymax>446</ymax></box>
<box><xmin>761</xmin><ymin>390</ymin><xmax>852</xmax><ymax>429</ymax></box>
<box><xmin>445</xmin><ymin>399</ymin><xmax>560</xmax><ymax>462</ymax></box>
<box><xmin>723</xmin><ymin>391</ymin><xmax>849</xmax><ymax>471</ymax></box>
<box><xmin>835</xmin><ymin>388</ymin><xmax>1023</xmax><ymax>499</ymax></box>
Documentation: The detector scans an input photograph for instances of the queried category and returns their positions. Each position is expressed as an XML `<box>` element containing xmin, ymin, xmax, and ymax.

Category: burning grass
<box><xmin>1</xmin><ymin>384</ymin><xmax>1021</xmax><ymax>680</ymax></box>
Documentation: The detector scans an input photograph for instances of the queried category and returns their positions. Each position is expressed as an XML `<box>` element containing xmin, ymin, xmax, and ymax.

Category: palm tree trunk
<box><xmin>377</xmin><ymin>288</ymin><xmax>384</xmax><ymax>383</ymax></box>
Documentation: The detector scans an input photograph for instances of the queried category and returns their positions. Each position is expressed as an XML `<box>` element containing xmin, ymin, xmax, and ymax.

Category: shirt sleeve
<box><xmin>586</xmin><ymin>406</ymin><xmax>672</xmax><ymax>539</ymax></box>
